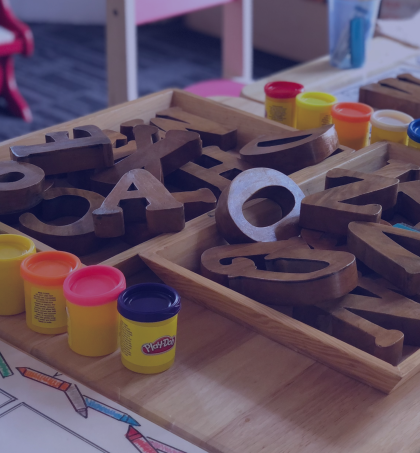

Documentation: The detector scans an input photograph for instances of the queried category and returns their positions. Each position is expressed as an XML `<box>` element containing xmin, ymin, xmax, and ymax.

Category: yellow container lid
<box><xmin>0</xmin><ymin>234</ymin><xmax>35</xmax><ymax>261</ymax></box>
<box><xmin>371</xmin><ymin>110</ymin><xmax>414</xmax><ymax>132</ymax></box>
<box><xmin>296</xmin><ymin>92</ymin><xmax>337</xmax><ymax>110</ymax></box>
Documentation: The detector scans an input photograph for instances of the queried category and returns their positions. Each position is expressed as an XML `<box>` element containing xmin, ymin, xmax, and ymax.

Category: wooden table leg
<box><xmin>222</xmin><ymin>0</ymin><xmax>253</xmax><ymax>84</ymax></box>
<box><xmin>106</xmin><ymin>0</ymin><xmax>138</xmax><ymax>106</ymax></box>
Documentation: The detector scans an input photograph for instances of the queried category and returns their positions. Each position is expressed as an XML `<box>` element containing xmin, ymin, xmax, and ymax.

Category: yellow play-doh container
<box><xmin>21</xmin><ymin>251</ymin><xmax>81</xmax><ymax>334</ymax></box>
<box><xmin>64</xmin><ymin>265</ymin><xmax>126</xmax><ymax>357</ymax></box>
<box><xmin>264</xmin><ymin>81</ymin><xmax>304</xmax><ymax>128</ymax></box>
<box><xmin>370</xmin><ymin>110</ymin><xmax>414</xmax><ymax>145</ymax></box>
<box><xmin>408</xmin><ymin>119</ymin><xmax>420</xmax><ymax>150</ymax></box>
<box><xmin>118</xmin><ymin>283</ymin><xmax>181</xmax><ymax>374</ymax></box>
<box><xmin>0</xmin><ymin>235</ymin><xmax>36</xmax><ymax>316</ymax></box>
<box><xmin>331</xmin><ymin>102</ymin><xmax>373</xmax><ymax>150</ymax></box>
<box><xmin>296</xmin><ymin>92</ymin><xmax>337</xmax><ymax>130</ymax></box>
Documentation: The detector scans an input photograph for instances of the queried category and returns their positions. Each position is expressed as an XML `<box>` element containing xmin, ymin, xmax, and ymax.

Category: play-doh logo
<box><xmin>141</xmin><ymin>336</ymin><xmax>176</xmax><ymax>355</ymax></box>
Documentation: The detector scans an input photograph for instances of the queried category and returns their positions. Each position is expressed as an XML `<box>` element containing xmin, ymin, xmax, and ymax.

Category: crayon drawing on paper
<box><xmin>0</xmin><ymin>340</ymin><xmax>206</xmax><ymax>453</ymax></box>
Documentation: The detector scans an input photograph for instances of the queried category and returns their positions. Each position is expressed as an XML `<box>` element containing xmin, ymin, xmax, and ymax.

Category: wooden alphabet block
<box><xmin>91</xmin><ymin>126</ymin><xmax>202</xmax><ymax>196</ymax></box>
<box><xmin>102</xmin><ymin>129</ymin><xmax>138</xmax><ymax>161</ymax></box>
<box><xmin>92</xmin><ymin>169</ymin><xmax>184</xmax><ymax>238</ymax></box>
<box><xmin>215</xmin><ymin>168</ymin><xmax>305</xmax><ymax>243</ymax></box>
<box><xmin>300</xmin><ymin>169</ymin><xmax>399</xmax><ymax>235</ymax></box>
<box><xmin>201</xmin><ymin>238</ymin><xmax>358</xmax><ymax>305</ymax></box>
<box><xmin>102</xmin><ymin>129</ymin><xmax>128</xmax><ymax>148</ymax></box>
<box><xmin>19</xmin><ymin>187</ymin><xmax>105</xmax><ymax>255</ymax></box>
<box><xmin>122</xmin><ymin>188</ymin><xmax>216</xmax><ymax>246</ymax></box>
<box><xmin>348</xmin><ymin>221</ymin><xmax>420</xmax><ymax>295</ymax></box>
<box><xmin>120</xmin><ymin>119</ymin><xmax>145</xmax><ymax>141</ymax></box>
<box><xmin>151</xmin><ymin>106</ymin><xmax>237</xmax><ymax>150</ymax></box>
<box><xmin>300</xmin><ymin>228</ymin><xmax>348</xmax><ymax>252</ymax></box>
<box><xmin>172</xmin><ymin>188</ymin><xmax>216</xmax><ymax>221</ymax></box>
<box><xmin>0</xmin><ymin>161</ymin><xmax>45</xmax><ymax>215</ymax></box>
<box><xmin>316</xmin><ymin>276</ymin><xmax>420</xmax><ymax>365</ymax></box>
<box><xmin>10</xmin><ymin>125</ymin><xmax>114</xmax><ymax>175</ymax></box>
<box><xmin>373</xmin><ymin>159</ymin><xmax>420</xmax><ymax>182</ymax></box>
<box><xmin>395</xmin><ymin>180</ymin><xmax>420</xmax><ymax>224</ymax></box>
<box><xmin>239</xmin><ymin>125</ymin><xmax>339</xmax><ymax>174</ymax></box>
<box><xmin>359</xmin><ymin>73</ymin><xmax>420</xmax><ymax>117</ymax></box>
<box><xmin>67</xmin><ymin>125</ymin><xmax>153</xmax><ymax>191</ymax></box>
<box><xmin>166</xmin><ymin>146</ymin><xmax>253</xmax><ymax>198</ymax></box>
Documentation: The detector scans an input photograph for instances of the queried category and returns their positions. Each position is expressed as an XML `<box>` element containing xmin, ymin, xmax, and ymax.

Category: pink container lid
<box><xmin>63</xmin><ymin>265</ymin><xmax>126</xmax><ymax>307</ymax></box>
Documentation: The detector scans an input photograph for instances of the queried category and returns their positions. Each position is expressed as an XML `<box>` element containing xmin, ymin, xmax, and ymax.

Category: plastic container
<box><xmin>370</xmin><ymin>110</ymin><xmax>414</xmax><ymax>145</ymax></box>
<box><xmin>264</xmin><ymin>81</ymin><xmax>304</xmax><ymax>128</ymax></box>
<box><xmin>329</xmin><ymin>0</ymin><xmax>381</xmax><ymax>69</ymax></box>
<box><xmin>64</xmin><ymin>265</ymin><xmax>126</xmax><ymax>357</ymax></box>
<box><xmin>118</xmin><ymin>283</ymin><xmax>181</xmax><ymax>374</ymax></box>
<box><xmin>296</xmin><ymin>92</ymin><xmax>337</xmax><ymax>130</ymax></box>
<box><xmin>331</xmin><ymin>102</ymin><xmax>373</xmax><ymax>150</ymax></box>
<box><xmin>408</xmin><ymin>119</ymin><xmax>420</xmax><ymax>150</ymax></box>
<box><xmin>21</xmin><ymin>251</ymin><xmax>81</xmax><ymax>334</ymax></box>
<box><xmin>0</xmin><ymin>235</ymin><xmax>36</xmax><ymax>316</ymax></box>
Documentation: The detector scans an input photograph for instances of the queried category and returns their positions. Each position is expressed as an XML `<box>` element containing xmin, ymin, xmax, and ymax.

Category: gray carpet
<box><xmin>0</xmin><ymin>19</ymin><xmax>297</xmax><ymax>142</ymax></box>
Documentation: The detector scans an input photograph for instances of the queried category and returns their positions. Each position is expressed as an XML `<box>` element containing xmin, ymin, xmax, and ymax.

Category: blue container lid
<box><xmin>117</xmin><ymin>283</ymin><xmax>181</xmax><ymax>323</ymax></box>
<box><xmin>408</xmin><ymin>119</ymin><xmax>420</xmax><ymax>144</ymax></box>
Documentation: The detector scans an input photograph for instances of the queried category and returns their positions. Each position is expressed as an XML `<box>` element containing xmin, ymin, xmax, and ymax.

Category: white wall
<box><xmin>9</xmin><ymin>0</ymin><xmax>106</xmax><ymax>24</ymax></box>
<box><xmin>186</xmin><ymin>0</ymin><xmax>329</xmax><ymax>62</ymax></box>
<box><xmin>9</xmin><ymin>0</ymin><xmax>328</xmax><ymax>62</ymax></box>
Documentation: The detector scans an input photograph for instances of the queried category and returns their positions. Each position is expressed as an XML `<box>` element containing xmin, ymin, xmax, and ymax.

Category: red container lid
<box><xmin>331</xmin><ymin>102</ymin><xmax>373</xmax><ymax>123</ymax></box>
<box><xmin>63</xmin><ymin>265</ymin><xmax>126</xmax><ymax>307</ymax></box>
<box><xmin>21</xmin><ymin>251</ymin><xmax>81</xmax><ymax>287</ymax></box>
<box><xmin>264</xmin><ymin>81</ymin><xmax>304</xmax><ymax>99</ymax></box>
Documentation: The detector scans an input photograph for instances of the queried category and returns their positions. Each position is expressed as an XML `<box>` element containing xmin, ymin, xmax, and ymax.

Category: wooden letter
<box><xmin>395</xmin><ymin>180</ymin><xmax>420</xmax><ymax>225</ymax></box>
<box><xmin>0</xmin><ymin>161</ymin><xmax>45</xmax><ymax>215</ymax></box>
<box><xmin>172</xmin><ymin>188</ymin><xmax>217</xmax><ymax>221</ymax></box>
<box><xmin>10</xmin><ymin>125</ymin><xmax>114</xmax><ymax>175</ymax></box>
<box><xmin>122</xmin><ymin>188</ymin><xmax>216</xmax><ymax>246</ymax></box>
<box><xmin>348</xmin><ymin>221</ymin><xmax>420</xmax><ymax>295</ymax></box>
<box><xmin>201</xmin><ymin>239</ymin><xmax>358</xmax><ymax>305</ymax></box>
<box><xmin>91</xmin><ymin>125</ymin><xmax>202</xmax><ymax>196</ymax></box>
<box><xmin>239</xmin><ymin>125</ymin><xmax>339</xmax><ymax>174</ymax></box>
<box><xmin>102</xmin><ymin>128</ymin><xmax>138</xmax><ymax>161</ymax></box>
<box><xmin>300</xmin><ymin>169</ymin><xmax>399</xmax><ymax>235</ymax></box>
<box><xmin>92</xmin><ymin>169</ymin><xmax>184</xmax><ymax>238</ymax></box>
<box><xmin>151</xmin><ymin>106</ymin><xmax>237</xmax><ymax>150</ymax></box>
<box><xmin>166</xmin><ymin>146</ymin><xmax>253</xmax><ymax>198</ymax></box>
<box><xmin>19</xmin><ymin>188</ymin><xmax>105</xmax><ymax>255</ymax></box>
<box><xmin>316</xmin><ymin>276</ymin><xmax>420</xmax><ymax>365</ymax></box>
<box><xmin>359</xmin><ymin>73</ymin><xmax>420</xmax><ymax>118</ymax></box>
<box><xmin>120</xmin><ymin>119</ymin><xmax>146</xmax><ymax>141</ymax></box>
<box><xmin>373</xmin><ymin>159</ymin><xmax>420</xmax><ymax>182</ymax></box>
<box><xmin>215</xmin><ymin>168</ymin><xmax>304</xmax><ymax>243</ymax></box>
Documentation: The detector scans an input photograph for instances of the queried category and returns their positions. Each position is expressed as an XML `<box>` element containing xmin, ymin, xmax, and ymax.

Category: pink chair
<box><xmin>0</xmin><ymin>0</ymin><xmax>33</xmax><ymax>121</ymax></box>
<box><xmin>106</xmin><ymin>0</ymin><xmax>252</xmax><ymax>105</ymax></box>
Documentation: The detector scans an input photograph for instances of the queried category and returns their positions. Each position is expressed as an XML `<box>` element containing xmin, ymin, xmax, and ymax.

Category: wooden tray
<box><xmin>128</xmin><ymin>141</ymin><xmax>420</xmax><ymax>394</ymax></box>
<box><xmin>0</xmin><ymin>89</ymin><xmax>353</xmax><ymax>266</ymax></box>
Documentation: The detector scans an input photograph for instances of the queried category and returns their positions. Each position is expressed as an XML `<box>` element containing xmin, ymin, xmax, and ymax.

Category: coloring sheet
<box><xmin>0</xmin><ymin>339</ymin><xmax>207</xmax><ymax>453</ymax></box>
<box><xmin>332</xmin><ymin>56</ymin><xmax>420</xmax><ymax>103</ymax></box>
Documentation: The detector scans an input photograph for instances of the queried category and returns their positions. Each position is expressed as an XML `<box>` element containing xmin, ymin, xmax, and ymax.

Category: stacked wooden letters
<box><xmin>2</xmin><ymin>95</ymin><xmax>344</xmax><ymax>256</ymax></box>
<box><xmin>135</xmin><ymin>133</ymin><xmax>420</xmax><ymax>393</ymax></box>
<box><xmin>359</xmin><ymin>73</ymin><xmax>420</xmax><ymax>117</ymax></box>
<box><xmin>8</xmin><ymin>90</ymin><xmax>420</xmax><ymax>394</ymax></box>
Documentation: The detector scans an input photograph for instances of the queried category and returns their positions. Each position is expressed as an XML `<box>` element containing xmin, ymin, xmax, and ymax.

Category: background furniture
<box><xmin>106</xmin><ymin>0</ymin><xmax>253</xmax><ymax>106</ymax></box>
<box><xmin>0</xmin><ymin>0</ymin><xmax>33</xmax><ymax>122</ymax></box>
<box><xmin>241</xmin><ymin>37</ymin><xmax>420</xmax><ymax>104</ymax></box>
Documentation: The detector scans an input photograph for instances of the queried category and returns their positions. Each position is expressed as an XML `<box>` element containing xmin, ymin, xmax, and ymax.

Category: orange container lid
<box><xmin>21</xmin><ymin>251</ymin><xmax>82</xmax><ymax>287</ymax></box>
<box><xmin>331</xmin><ymin>102</ymin><xmax>373</xmax><ymax>123</ymax></box>
<box><xmin>264</xmin><ymin>81</ymin><xmax>304</xmax><ymax>99</ymax></box>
